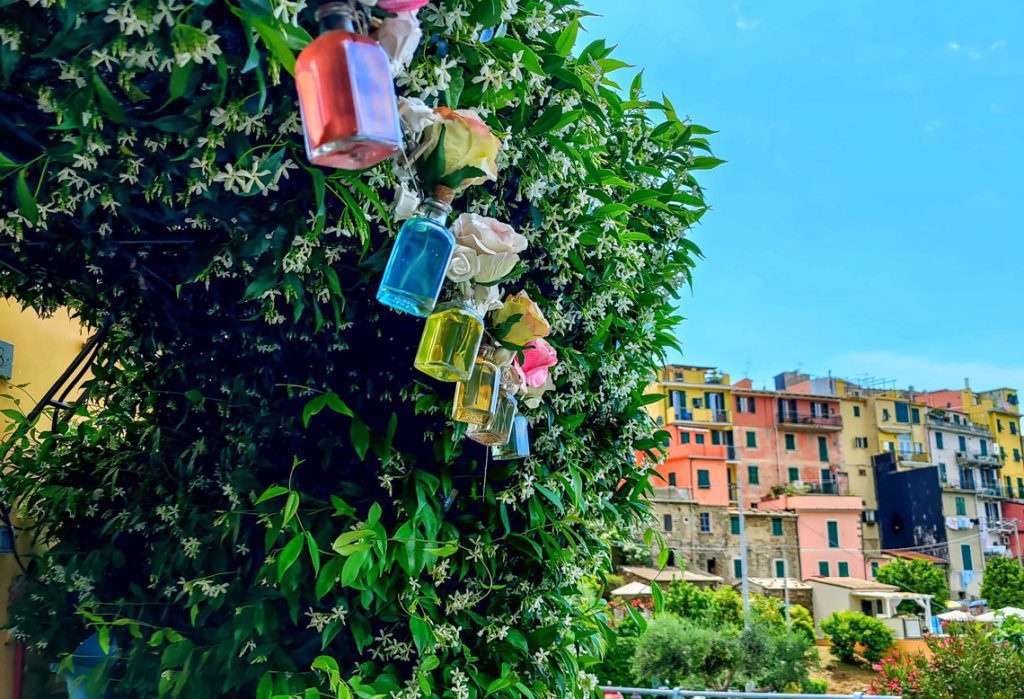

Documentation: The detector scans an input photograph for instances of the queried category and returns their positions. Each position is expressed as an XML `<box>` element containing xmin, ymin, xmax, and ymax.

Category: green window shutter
<box><xmin>958</xmin><ymin>435</ymin><xmax>966</xmax><ymax>451</ymax></box>
<box><xmin>838</xmin><ymin>561</ymin><xmax>850</xmax><ymax>577</ymax></box>
<box><xmin>853</xmin><ymin>405</ymin><xmax>860</xmax><ymax>417</ymax></box>
<box><xmin>935</xmin><ymin>432</ymin><xmax>943</xmax><ymax>449</ymax></box>
<box><xmin>827</xmin><ymin>521</ymin><xmax>840</xmax><ymax>548</ymax></box>
<box><xmin>818</xmin><ymin>561</ymin><xmax>829</xmax><ymax>576</ymax></box>
<box><xmin>818</xmin><ymin>436</ymin><xmax>829</xmax><ymax>462</ymax></box>
<box><xmin>771</xmin><ymin>518</ymin><xmax>783</xmax><ymax>536</ymax></box>
<box><xmin>747</xmin><ymin>465</ymin><xmax>759</xmax><ymax>485</ymax></box>
<box><xmin>911</xmin><ymin>407</ymin><xmax>920</xmax><ymax>424</ymax></box>
<box><xmin>731</xmin><ymin>516</ymin><xmax>740</xmax><ymax>535</ymax></box>
<box><xmin>711</xmin><ymin>430</ymin><xmax>722</xmax><ymax>445</ymax></box>
<box><xmin>695</xmin><ymin>433</ymin><xmax>705</xmax><ymax>444</ymax></box>
<box><xmin>745</xmin><ymin>431</ymin><xmax>757</xmax><ymax>448</ymax></box>
<box><xmin>697</xmin><ymin>469</ymin><xmax>710</xmax><ymax>489</ymax></box>
<box><xmin>871</xmin><ymin>562</ymin><xmax>879</xmax><ymax>578</ymax></box>
<box><xmin>961</xmin><ymin>544</ymin><xmax>973</xmax><ymax>571</ymax></box>
<box><xmin>785</xmin><ymin>434</ymin><xmax>796</xmax><ymax>450</ymax></box>
<box><xmin>955</xmin><ymin>497</ymin><xmax>966</xmax><ymax>516</ymax></box>
<box><xmin>774</xmin><ymin>559</ymin><xmax>786</xmax><ymax>577</ymax></box>
<box><xmin>788</xmin><ymin>467</ymin><xmax>799</xmax><ymax>482</ymax></box>
<box><xmin>1018</xmin><ymin>477</ymin><xmax>1023</xmax><ymax>495</ymax></box>
<box><xmin>733</xmin><ymin>558</ymin><xmax>743</xmax><ymax>578</ymax></box>
<box><xmin>681</xmin><ymin>431</ymin><xmax>691</xmax><ymax>444</ymax></box>
<box><xmin>895</xmin><ymin>401</ymin><xmax>909</xmax><ymax>423</ymax></box>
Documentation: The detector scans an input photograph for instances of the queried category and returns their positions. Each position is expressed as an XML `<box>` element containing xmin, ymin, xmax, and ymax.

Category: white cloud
<box><xmin>947</xmin><ymin>41</ymin><xmax>961</xmax><ymax>51</ymax></box>
<box><xmin>730</xmin><ymin>3</ymin><xmax>760</xmax><ymax>31</ymax></box>
<box><xmin>991</xmin><ymin>39</ymin><xmax>1007</xmax><ymax>51</ymax></box>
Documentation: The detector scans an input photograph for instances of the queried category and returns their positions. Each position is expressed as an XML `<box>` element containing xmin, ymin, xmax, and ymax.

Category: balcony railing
<box><xmin>941</xmin><ymin>479</ymin><xmax>1005</xmax><ymax>496</ymax></box>
<box><xmin>926</xmin><ymin>416</ymin><xmax>994</xmax><ymax>437</ymax></box>
<box><xmin>956</xmin><ymin>450</ymin><xmax>1002</xmax><ymax>466</ymax></box>
<box><xmin>778</xmin><ymin>412</ymin><xmax>843</xmax><ymax>429</ymax></box>
<box><xmin>805</xmin><ymin>479</ymin><xmax>845</xmax><ymax>495</ymax></box>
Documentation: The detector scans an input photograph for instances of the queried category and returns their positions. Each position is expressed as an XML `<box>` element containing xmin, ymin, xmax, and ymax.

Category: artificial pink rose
<box><xmin>378</xmin><ymin>0</ymin><xmax>430</xmax><ymax>12</ymax></box>
<box><xmin>517</xmin><ymin>338</ymin><xmax>558</xmax><ymax>388</ymax></box>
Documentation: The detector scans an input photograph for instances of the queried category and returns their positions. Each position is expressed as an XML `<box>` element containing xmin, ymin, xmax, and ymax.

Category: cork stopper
<box><xmin>432</xmin><ymin>184</ymin><xmax>456</xmax><ymax>206</ymax></box>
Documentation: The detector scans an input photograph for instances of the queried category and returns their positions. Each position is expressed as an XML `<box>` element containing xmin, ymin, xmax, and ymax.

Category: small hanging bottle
<box><xmin>492</xmin><ymin>415</ymin><xmax>530</xmax><ymax>460</ymax></box>
<box><xmin>377</xmin><ymin>190</ymin><xmax>455</xmax><ymax>317</ymax></box>
<box><xmin>466</xmin><ymin>390</ymin><xmax>517</xmax><ymax>446</ymax></box>
<box><xmin>414</xmin><ymin>298</ymin><xmax>484</xmax><ymax>382</ymax></box>
<box><xmin>452</xmin><ymin>348</ymin><xmax>500</xmax><ymax>425</ymax></box>
<box><xmin>295</xmin><ymin>2</ymin><xmax>402</xmax><ymax>170</ymax></box>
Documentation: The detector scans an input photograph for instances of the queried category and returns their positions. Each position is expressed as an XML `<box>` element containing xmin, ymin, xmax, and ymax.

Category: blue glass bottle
<box><xmin>377</xmin><ymin>197</ymin><xmax>454</xmax><ymax>317</ymax></box>
<box><xmin>492</xmin><ymin>415</ymin><xmax>530</xmax><ymax>460</ymax></box>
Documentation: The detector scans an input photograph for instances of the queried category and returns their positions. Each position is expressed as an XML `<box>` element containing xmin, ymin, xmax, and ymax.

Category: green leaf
<box><xmin>424</xmin><ymin>544</ymin><xmax>458</xmax><ymax>557</ymax></box>
<box><xmin>688</xmin><ymin>155</ymin><xmax>726</xmax><ymax>170</ymax></box>
<box><xmin>651</xmin><ymin>581</ymin><xmax>664</xmax><ymax>612</ymax></box>
<box><xmin>303</xmin><ymin>393</ymin><xmax>329</xmax><ymax>428</ymax></box>
<box><xmin>277</xmin><ymin>533</ymin><xmax>304</xmax><ymax>580</ymax></box>
<box><xmin>255</xmin><ymin>485</ymin><xmax>289</xmax><ymax>504</ymax></box>
<box><xmin>350</xmin><ymin>419</ymin><xmax>370</xmax><ymax>460</ymax></box>
<box><xmin>312</xmin><ymin>655</ymin><xmax>340</xmax><ymax>676</ymax></box>
<box><xmin>250</xmin><ymin>16</ymin><xmax>297</xmax><ymax>76</ymax></box>
<box><xmin>282</xmin><ymin>492</ymin><xmax>299</xmax><ymax>525</ymax></box>
<box><xmin>554</xmin><ymin>19</ymin><xmax>579</xmax><ymax>57</ymax></box>
<box><xmin>305</xmin><ymin>531</ymin><xmax>321</xmax><ymax>574</ymax></box>
<box><xmin>92</xmin><ymin>73</ymin><xmax>126</xmax><ymax>123</ymax></box>
<box><xmin>14</xmin><ymin>171</ymin><xmax>37</xmax><ymax>224</ymax></box>
<box><xmin>0</xmin><ymin>152</ymin><xmax>17</xmax><ymax>170</ymax></box>
<box><xmin>528</xmin><ymin>105</ymin><xmax>563</xmax><ymax>136</ymax></box>
<box><xmin>168</xmin><ymin>63</ymin><xmax>193</xmax><ymax>102</ymax></box>
<box><xmin>657</xmin><ymin>546</ymin><xmax>670</xmax><ymax>569</ymax></box>
<box><xmin>409</xmin><ymin>615</ymin><xmax>432</xmax><ymax>652</ymax></box>
<box><xmin>331</xmin><ymin>528</ymin><xmax>374</xmax><ymax>551</ymax></box>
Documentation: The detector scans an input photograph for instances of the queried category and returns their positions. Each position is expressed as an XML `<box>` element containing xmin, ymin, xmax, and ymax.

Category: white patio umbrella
<box><xmin>610</xmin><ymin>582</ymin><xmax>652</xmax><ymax>596</ymax></box>
<box><xmin>976</xmin><ymin>607</ymin><xmax>1024</xmax><ymax>623</ymax></box>
<box><xmin>936</xmin><ymin>610</ymin><xmax>974</xmax><ymax>622</ymax></box>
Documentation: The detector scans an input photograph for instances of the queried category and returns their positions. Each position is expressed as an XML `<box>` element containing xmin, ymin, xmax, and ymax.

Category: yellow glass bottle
<box><xmin>466</xmin><ymin>391</ymin><xmax>517</xmax><ymax>446</ymax></box>
<box><xmin>452</xmin><ymin>355</ymin><xmax>500</xmax><ymax>425</ymax></box>
<box><xmin>414</xmin><ymin>300</ymin><xmax>484</xmax><ymax>382</ymax></box>
<box><xmin>492</xmin><ymin>415</ymin><xmax>530</xmax><ymax>460</ymax></box>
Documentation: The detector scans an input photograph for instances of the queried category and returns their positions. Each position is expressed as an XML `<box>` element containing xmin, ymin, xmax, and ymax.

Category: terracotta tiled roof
<box><xmin>810</xmin><ymin>576</ymin><xmax>899</xmax><ymax>591</ymax></box>
<box><xmin>880</xmin><ymin>550</ymin><xmax>947</xmax><ymax>565</ymax></box>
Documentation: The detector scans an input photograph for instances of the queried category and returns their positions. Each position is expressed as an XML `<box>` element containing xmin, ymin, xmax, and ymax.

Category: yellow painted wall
<box><xmin>656</xmin><ymin>365</ymin><xmax>733</xmax><ymax>425</ymax></box>
<box><xmin>0</xmin><ymin>300</ymin><xmax>87</xmax><ymax>699</ymax></box>
<box><xmin>839</xmin><ymin>397</ymin><xmax>880</xmax><ymax>551</ymax></box>
<box><xmin>965</xmin><ymin>389</ymin><xmax>1024</xmax><ymax>496</ymax></box>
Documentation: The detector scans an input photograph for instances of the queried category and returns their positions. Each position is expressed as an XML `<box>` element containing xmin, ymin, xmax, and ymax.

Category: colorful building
<box><xmin>0</xmin><ymin>300</ymin><xmax>88</xmax><ymax>699</ymax></box>
<box><xmin>756</xmin><ymin>493</ymin><xmax>866</xmax><ymax>580</ymax></box>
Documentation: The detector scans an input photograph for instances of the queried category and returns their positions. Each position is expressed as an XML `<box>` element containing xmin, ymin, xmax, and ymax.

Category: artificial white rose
<box><xmin>373</xmin><ymin>11</ymin><xmax>422</xmax><ymax>76</ymax></box>
<box><xmin>472</xmin><ymin>283</ymin><xmax>503</xmax><ymax>313</ymax></box>
<box><xmin>473</xmin><ymin>252</ymin><xmax>519</xmax><ymax>283</ymax></box>
<box><xmin>446</xmin><ymin>245</ymin><xmax>480</xmax><ymax>283</ymax></box>
<box><xmin>392</xmin><ymin>182</ymin><xmax>420</xmax><ymax>221</ymax></box>
<box><xmin>452</xmin><ymin>213</ymin><xmax>527</xmax><ymax>255</ymax></box>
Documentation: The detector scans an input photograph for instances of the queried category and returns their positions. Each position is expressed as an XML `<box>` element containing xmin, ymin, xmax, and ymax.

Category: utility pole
<box><xmin>782</xmin><ymin>546</ymin><xmax>791</xmax><ymax>629</ymax></box>
<box><xmin>737</xmin><ymin>474</ymin><xmax>750</xmax><ymax>630</ymax></box>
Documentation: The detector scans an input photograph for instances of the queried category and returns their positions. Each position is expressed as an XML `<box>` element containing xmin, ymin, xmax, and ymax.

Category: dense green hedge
<box><xmin>0</xmin><ymin>0</ymin><xmax>715</xmax><ymax>696</ymax></box>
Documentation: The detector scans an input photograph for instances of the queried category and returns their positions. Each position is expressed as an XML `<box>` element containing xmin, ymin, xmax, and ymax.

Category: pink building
<box><xmin>653</xmin><ymin>424</ymin><xmax>732</xmax><ymax>507</ymax></box>
<box><xmin>756</xmin><ymin>493</ymin><xmax>867</xmax><ymax>580</ymax></box>
<box><xmin>732</xmin><ymin>383</ymin><xmax>845</xmax><ymax>498</ymax></box>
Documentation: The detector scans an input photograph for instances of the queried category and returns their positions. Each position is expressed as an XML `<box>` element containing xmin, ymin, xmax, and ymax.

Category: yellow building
<box><xmin>0</xmin><ymin>300</ymin><xmax>87</xmax><ymax>699</ymax></box>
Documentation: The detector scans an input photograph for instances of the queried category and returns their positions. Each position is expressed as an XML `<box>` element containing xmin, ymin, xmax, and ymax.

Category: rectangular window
<box><xmin>711</xmin><ymin>430</ymin><xmax>722</xmax><ymax>445</ymax></box>
<box><xmin>1012</xmin><ymin>422</ymin><xmax>1018</xmax><ymax>435</ymax></box>
<box><xmin>699</xmin><ymin>512</ymin><xmax>711</xmax><ymax>533</ymax></box>
<box><xmin>854</xmin><ymin>436</ymin><xmax>867</xmax><ymax>448</ymax></box>
<box><xmin>961</xmin><ymin>544</ymin><xmax>974</xmax><ymax>571</ymax></box>
<box><xmin>1007</xmin><ymin>477</ymin><xmax>1014</xmax><ymax>498</ymax></box>
<box><xmin>1015</xmin><ymin>448</ymin><xmax>1021</xmax><ymax>463</ymax></box>
<box><xmin>958</xmin><ymin>435</ymin><xmax>967</xmax><ymax>452</ymax></box>
<box><xmin>883</xmin><ymin>408</ymin><xmax>891</xmax><ymax>421</ymax></box>
<box><xmin>681</xmin><ymin>431</ymin><xmax>691</xmax><ymax>444</ymax></box>
<box><xmin>733</xmin><ymin>557</ymin><xmax>743</xmax><ymax>578</ymax></box>
<box><xmin>668</xmin><ymin>472</ymin><xmax>677</xmax><ymax>487</ymax></box>
<box><xmin>785</xmin><ymin>433</ymin><xmax>796</xmax><ymax>450</ymax></box>
<box><xmin>746</xmin><ymin>431</ymin><xmax>757</xmax><ymax>448</ymax></box>
<box><xmin>998</xmin><ymin>419</ymin><xmax>1004</xmax><ymax>433</ymax></box>
<box><xmin>695</xmin><ymin>433</ymin><xmax>705</xmax><ymax>445</ymax></box>
<box><xmin>669</xmin><ymin>390</ymin><xmax>686</xmax><ymax>414</ymax></box>
<box><xmin>663</xmin><ymin>514</ymin><xmax>672</xmax><ymax>531</ymax></box>
<box><xmin>885</xmin><ymin>441</ymin><xmax>895</xmax><ymax>452</ymax></box>
<box><xmin>981</xmin><ymin>440</ymin><xmax>988</xmax><ymax>456</ymax></box>
<box><xmin>772</xmin><ymin>518</ymin><xmax>784</xmax><ymax>536</ymax></box>
<box><xmin>955</xmin><ymin>496</ymin><xmax>966</xmax><ymax>516</ymax></box>
<box><xmin>774</xmin><ymin>559</ymin><xmax>786</xmax><ymax>577</ymax></box>
<box><xmin>818</xmin><ymin>436</ymin><xmax>829</xmax><ymax>462</ymax></box>
<box><xmin>748</xmin><ymin>465</ymin><xmax>760</xmax><ymax>485</ymax></box>
<box><xmin>788</xmin><ymin>467</ymin><xmax>799</xmax><ymax>482</ymax></box>
<box><xmin>818</xmin><ymin>561</ymin><xmax>830</xmax><ymax>576</ymax></box>
<box><xmin>735</xmin><ymin>395</ymin><xmax>744</xmax><ymax>412</ymax></box>
<box><xmin>939</xmin><ymin>463</ymin><xmax>947</xmax><ymax>484</ymax></box>
<box><xmin>731</xmin><ymin>515</ymin><xmax>740</xmax><ymax>535</ymax></box>
<box><xmin>871</xmin><ymin>561</ymin><xmax>880</xmax><ymax>578</ymax></box>
<box><xmin>935</xmin><ymin>432</ymin><xmax>944</xmax><ymax>449</ymax></box>
<box><xmin>895</xmin><ymin>401</ymin><xmax>910</xmax><ymax>423</ymax></box>
<box><xmin>853</xmin><ymin>405</ymin><xmax>861</xmax><ymax>417</ymax></box>
<box><xmin>838</xmin><ymin>561</ymin><xmax>850</xmax><ymax>577</ymax></box>
<box><xmin>827</xmin><ymin>520</ymin><xmax>840</xmax><ymax>548</ymax></box>
<box><xmin>697</xmin><ymin>469</ymin><xmax>711</xmax><ymax>489</ymax></box>
<box><xmin>911</xmin><ymin>407</ymin><xmax>921</xmax><ymax>424</ymax></box>
<box><xmin>1018</xmin><ymin>477</ymin><xmax>1024</xmax><ymax>496</ymax></box>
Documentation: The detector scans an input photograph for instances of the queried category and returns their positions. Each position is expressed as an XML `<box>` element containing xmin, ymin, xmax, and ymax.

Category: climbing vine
<box><xmin>0</xmin><ymin>0</ymin><xmax>717</xmax><ymax>696</ymax></box>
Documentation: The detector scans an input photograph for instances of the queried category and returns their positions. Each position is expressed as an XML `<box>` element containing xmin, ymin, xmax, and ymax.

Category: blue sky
<box><xmin>583</xmin><ymin>1</ymin><xmax>1024</xmax><ymax>392</ymax></box>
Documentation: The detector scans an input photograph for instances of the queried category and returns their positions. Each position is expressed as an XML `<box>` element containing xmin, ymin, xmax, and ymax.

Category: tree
<box><xmin>821</xmin><ymin>611</ymin><xmax>894</xmax><ymax>664</ymax></box>
<box><xmin>0</xmin><ymin>0</ymin><xmax>717</xmax><ymax>696</ymax></box>
<box><xmin>875</xmin><ymin>558</ymin><xmax>949</xmax><ymax>612</ymax></box>
<box><xmin>980</xmin><ymin>556</ymin><xmax>1024</xmax><ymax>609</ymax></box>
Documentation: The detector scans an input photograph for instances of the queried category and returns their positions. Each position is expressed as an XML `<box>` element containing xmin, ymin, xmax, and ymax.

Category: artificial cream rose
<box><xmin>472</xmin><ymin>283</ymin><xmax>503</xmax><ymax>313</ymax></box>
<box><xmin>374</xmin><ymin>11</ymin><xmax>422</xmax><ymax>75</ymax></box>
<box><xmin>446</xmin><ymin>245</ymin><xmax>479</xmax><ymax>283</ymax></box>
<box><xmin>421</xmin><ymin>107</ymin><xmax>500</xmax><ymax>191</ymax></box>
<box><xmin>398</xmin><ymin>97</ymin><xmax>439</xmax><ymax>138</ymax></box>
<box><xmin>492</xmin><ymin>291</ymin><xmax>550</xmax><ymax>346</ymax></box>
<box><xmin>451</xmin><ymin>214</ymin><xmax>526</xmax><ymax>283</ymax></box>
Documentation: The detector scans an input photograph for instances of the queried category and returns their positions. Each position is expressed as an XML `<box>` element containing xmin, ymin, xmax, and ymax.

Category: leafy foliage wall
<box><xmin>0</xmin><ymin>0</ymin><xmax>715</xmax><ymax>696</ymax></box>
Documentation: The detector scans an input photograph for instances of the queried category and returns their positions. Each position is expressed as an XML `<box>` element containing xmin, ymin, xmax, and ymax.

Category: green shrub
<box><xmin>821</xmin><ymin>611</ymin><xmax>894</xmax><ymax>664</ymax></box>
<box><xmin>631</xmin><ymin>615</ymin><xmax>741</xmax><ymax>690</ymax></box>
<box><xmin>980</xmin><ymin>557</ymin><xmax>1024</xmax><ymax>609</ymax></box>
<box><xmin>803</xmin><ymin>678</ymin><xmax>828</xmax><ymax>693</ymax></box>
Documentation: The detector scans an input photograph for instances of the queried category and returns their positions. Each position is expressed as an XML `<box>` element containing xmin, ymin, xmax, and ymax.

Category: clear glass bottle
<box><xmin>377</xmin><ymin>197</ymin><xmax>454</xmax><ymax>317</ymax></box>
<box><xmin>492</xmin><ymin>415</ymin><xmax>530</xmax><ymax>460</ymax></box>
<box><xmin>295</xmin><ymin>2</ymin><xmax>402</xmax><ymax>170</ymax></box>
<box><xmin>467</xmin><ymin>391</ymin><xmax>517</xmax><ymax>446</ymax></box>
<box><xmin>452</xmin><ymin>353</ymin><xmax>500</xmax><ymax>425</ymax></box>
<box><xmin>414</xmin><ymin>300</ymin><xmax>484</xmax><ymax>382</ymax></box>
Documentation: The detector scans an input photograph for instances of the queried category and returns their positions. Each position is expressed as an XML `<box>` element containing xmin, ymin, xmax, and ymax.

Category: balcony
<box><xmin>956</xmin><ymin>450</ymin><xmax>1002</xmax><ymax>467</ymax></box>
<box><xmin>769</xmin><ymin>479</ymin><xmax>847</xmax><ymax>497</ymax></box>
<box><xmin>927</xmin><ymin>416</ymin><xmax>993</xmax><ymax>437</ymax></box>
<box><xmin>777</xmin><ymin>412</ymin><xmax>843</xmax><ymax>431</ymax></box>
<box><xmin>652</xmin><ymin>486</ymin><xmax>693</xmax><ymax>502</ymax></box>
<box><xmin>671</xmin><ymin>407</ymin><xmax>731</xmax><ymax>425</ymax></box>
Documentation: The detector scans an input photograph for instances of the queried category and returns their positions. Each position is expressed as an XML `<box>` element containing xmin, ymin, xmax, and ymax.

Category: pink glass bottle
<box><xmin>295</xmin><ymin>2</ymin><xmax>402</xmax><ymax>170</ymax></box>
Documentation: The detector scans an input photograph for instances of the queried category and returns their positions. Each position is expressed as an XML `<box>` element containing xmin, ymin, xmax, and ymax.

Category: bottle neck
<box><xmin>317</xmin><ymin>3</ymin><xmax>357</xmax><ymax>33</ymax></box>
<box><xmin>421</xmin><ymin>198</ymin><xmax>451</xmax><ymax>225</ymax></box>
